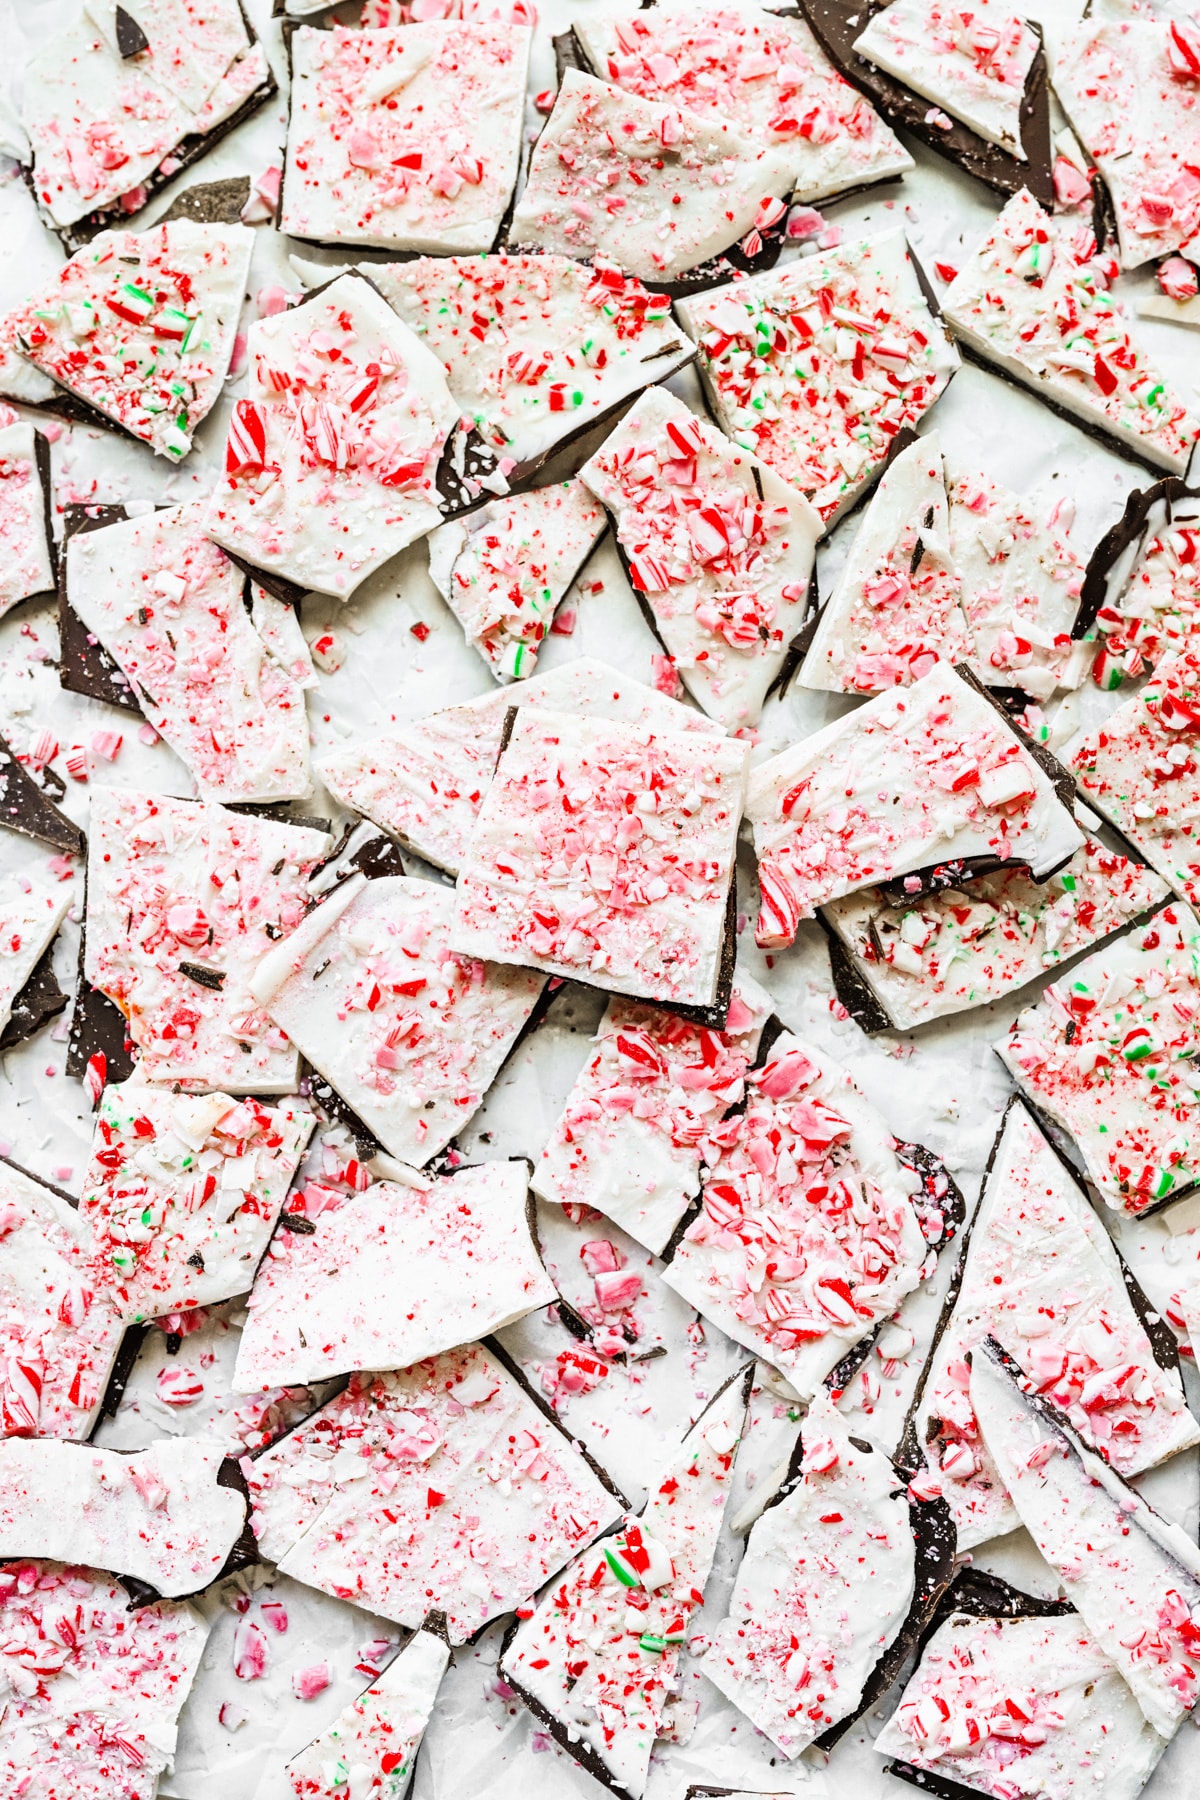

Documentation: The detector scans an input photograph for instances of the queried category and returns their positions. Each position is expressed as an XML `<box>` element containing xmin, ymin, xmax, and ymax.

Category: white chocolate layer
<box><xmin>282</xmin><ymin>1627</ymin><xmax>450</xmax><ymax>1800</ymax></box>
<box><xmin>0</xmin><ymin>422</ymin><xmax>53</xmax><ymax>616</ymax></box>
<box><xmin>853</xmin><ymin>0</ymin><xmax>1038</xmax><ymax>157</ymax></box>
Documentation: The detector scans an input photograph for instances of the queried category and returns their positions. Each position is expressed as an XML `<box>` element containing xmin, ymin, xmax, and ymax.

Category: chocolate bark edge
<box><xmin>894</xmin><ymin>1137</ymin><xmax>966</xmax><ymax>1250</ymax></box>
<box><xmin>26</xmin><ymin>425</ymin><xmax>58</xmax><ymax>608</ymax></box>
<box><xmin>1074</xmin><ymin>476</ymin><xmax>1200</xmax><ymax>640</ymax></box>
<box><xmin>57</xmin><ymin>506</ymin><xmax>141</xmax><ymax>714</ymax></box>
<box><xmin>91</xmin><ymin>1322</ymin><xmax>151</xmax><ymax>1432</ymax></box>
<box><xmin>65</xmin><ymin>873</ymin><xmax>138</xmax><ymax>1087</ymax></box>
<box><xmin>818</xmin><ymin>912</ymin><xmax>896</xmax><ymax>1033</ymax></box>
<box><xmin>0</xmin><ymin>1150</ymin><xmax>78</xmax><ymax>1209</ymax></box>
<box><xmin>952</xmin><ymin>660</ymin><xmax>1076</xmax><ymax>815</ymax></box>
<box><xmin>114</xmin><ymin>5</ymin><xmax>151</xmax><ymax>58</ymax></box>
<box><xmin>156</xmin><ymin>174</ymin><xmax>252</xmax><ymax>227</ymax></box>
<box><xmin>0</xmin><ymin>731</ymin><xmax>84</xmax><ymax>857</ymax></box>
<box><xmin>0</xmin><ymin>944</ymin><xmax>69</xmax><ymax>1053</ymax></box>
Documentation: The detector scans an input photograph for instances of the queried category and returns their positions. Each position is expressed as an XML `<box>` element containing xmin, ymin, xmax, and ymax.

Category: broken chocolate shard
<box><xmin>90</xmin><ymin>1322</ymin><xmax>150</xmax><ymax>1431</ymax></box>
<box><xmin>0</xmin><ymin>944</ymin><xmax>69</xmax><ymax>1053</ymax></box>
<box><xmin>819</xmin><ymin>913</ymin><xmax>896</xmax><ymax>1034</ymax></box>
<box><xmin>58</xmin><ymin>506</ymin><xmax>140</xmax><ymax>713</ymax></box>
<box><xmin>0</xmin><ymin>731</ymin><xmax>83</xmax><ymax>857</ymax></box>
<box><xmin>1074</xmin><ymin>476</ymin><xmax>1200</xmax><ymax>639</ymax></box>
<box><xmin>551</xmin><ymin>26</ymin><xmax>589</xmax><ymax>87</ymax></box>
<box><xmin>178</xmin><ymin>961</ymin><xmax>226</xmax><ymax>990</ymax></box>
<box><xmin>114</xmin><ymin>5</ymin><xmax>151</xmax><ymax>58</ymax></box>
<box><xmin>306</xmin><ymin>1070</ymin><xmax>384</xmax><ymax>1159</ymax></box>
<box><xmin>156</xmin><ymin>175</ymin><xmax>252</xmax><ymax>227</ymax></box>
<box><xmin>276</xmin><ymin>1211</ymin><xmax>317</xmax><ymax>1235</ymax></box>
<box><xmin>893</xmin><ymin>1137</ymin><xmax>966</xmax><ymax>1252</ymax></box>
<box><xmin>952</xmin><ymin>660</ymin><xmax>1076</xmax><ymax>813</ymax></box>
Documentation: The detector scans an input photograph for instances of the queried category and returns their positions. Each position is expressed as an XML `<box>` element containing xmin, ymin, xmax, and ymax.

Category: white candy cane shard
<box><xmin>65</xmin><ymin>502</ymin><xmax>311</xmax><ymax>803</ymax></box>
<box><xmin>799</xmin><ymin>432</ymin><xmax>968</xmax><ymax>695</ymax></box>
<box><xmin>369</xmin><ymin>254</ymin><xmax>694</xmax><ymax>473</ymax></box>
<box><xmin>205</xmin><ymin>274</ymin><xmax>458</xmax><ymax>601</ymax></box>
<box><xmin>0</xmin><ymin>1159</ymin><xmax>125</xmax><ymax>1442</ymax></box>
<box><xmin>233</xmin><ymin>1161</ymin><xmax>555</xmax><ymax>1391</ymax></box>
<box><xmin>8</xmin><ymin>222</ymin><xmax>252</xmax><ymax>459</ymax></box>
<box><xmin>534</xmin><ymin>975</ymin><xmax>772</xmax><ymax>1254</ymax></box>
<box><xmin>0</xmin><ymin>1437</ymin><xmax>246</xmax><ymax>1596</ymax></box>
<box><xmin>500</xmin><ymin>1371</ymin><xmax>747</xmax><ymax>1800</ymax></box>
<box><xmin>0</xmin><ymin>867</ymin><xmax>70</xmax><ymax>1039</ymax></box>
<box><xmin>941</xmin><ymin>189</ymin><xmax>1198</xmax><ymax>474</ymax></box>
<box><xmin>580</xmin><ymin>386</ymin><xmax>822</xmax><ymax>727</ymax></box>
<box><xmin>971</xmin><ymin>1345</ymin><xmax>1200</xmax><ymax>1739</ymax></box>
<box><xmin>662</xmin><ymin>1033</ymin><xmax>928</xmax><ymax>1395</ymax></box>
<box><xmin>85</xmin><ymin>787</ymin><xmax>330</xmax><ymax>1093</ymax></box>
<box><xmin>79</xmin><ymin>1081</ymin><xmax>314</xmax><ymax>1326</ymax></box>
<box><xmin>823</xmin><ymin>827</ymin><xmax>1168</xmax><ymax>1031</ymax></box>
<box><xmin>452</xmin><ymin>706</ymin><xmax>748</xmax><ymax>1012</ymax></box>
<box><xmin>250</xmin><ymin>582</ymin><xmax>318</xmax><ymax>690</ymax></box>
<box><xmin>257</xmin><ymin>875</ymin><xmax>544</xmax><ymax>1166</ymax></box>
<box><xmin>748</xmin><ymin>660</ymin><xmax>1083</xmax><ymax>948</ymax></box>
<box><xmin>0</xmin><ymin>1560</ymin><xmax>210</xmax><ymax>1800</ymax></box>
<box><xmin>704</xmin><ymin>1389</ymin><xmax>914</xmax><ymax>1756</ymax></box>
<box><xmin>509</xmin><ymin>69</ymin><xmax>794</xmax><ymax>286</ymax></box>
<box><xmin>427</xmin><ymin>480</ymin><xmax>606</xmax><ymax>681</ymax></box>
<box><xmin>247</xmin><ymin>1343</ymin><xmax>623</xmax><ymax>1642</ymax></box>
<box><xmin>283</xmin><ymin>1627</ymin><xmax>450</xmax><ymax>1800</ymax></box>
<box><xmin>0</xmin><ymin>422</ymin><xmax>54</xmax><ymax>616</ymax></box>
<box><xmin>676</xmin><ymin>230</ymin><xmax>958</xmax><ymax>524</ymax></box>
<box><xmin>852</xmin><ymin>0</ymin><xmax>1038</xmax><ymax>158</ymax></box>
<box><xmin>283</xmin><ymin>21</ymin><xmax>529</xmax><ymax>254</ymax></box>
<box><xmin>316</xmin><ymin>654</ymin><xmax>721</xmax><ymax>879</ymax></box>
<box><xmin>573</xmin><ymin>1</ymin><xmax>912</xmax><ymax>202</ymax></box>
<box><xmin>909</xmin><ymin>1101</ymin><xmax>1198</xmax><ymax>1551</ymax></box>
<box><xmin>874</xmin><ymin>1602</ymin><xmax>1168</xmax><ymax>1799</ymax></box>
<box><xmin>997</xmin><ymin>900</ymin><xmax>1200</xmax><ymax>1215</ymax></box>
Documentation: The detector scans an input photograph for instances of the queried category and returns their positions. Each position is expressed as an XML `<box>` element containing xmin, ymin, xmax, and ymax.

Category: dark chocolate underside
<box><xmin>0</xmin><ymin>731</ymin><xmax>84</xmax><ymax>857</ymax></box>
<box><xmin>0</xmin><ymin>945</ymin><xmax>69</xmax><ymax>1053</ymax></box>
<box><xmin>19</xmin><ymin>426</ymin><xmax>58</xmax><ymax>611</ymax></box>
<box><xmin>66</xmin><ymin>868</ymin><xmax>137</xmax><ymax>1086</ymax></box>
<box><xmin>57</xmin><ymin>506</ymin><xmax>141</xmax><ymax>713</ymax></box>
<box><xmin>819</xmin><ymin>913</ymin><xmax>896</xmax><ymax>1034</ymax></box>
<box><xmin>156</xmin><ymin>174</ymin><xmax>251</xmax><ymax>226</ymax></box>
<box><xmin>1074</xmin><ymin>476</ymin><xmax>1200</xmax><ymax>639</ymax></box>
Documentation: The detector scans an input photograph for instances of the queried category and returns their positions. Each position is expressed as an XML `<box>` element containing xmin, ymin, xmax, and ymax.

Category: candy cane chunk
<box><xmin>852</xmin><ymin>0</ymin><xmax>1038</xmax><ymax>159</ymax></box>
<box><xmin>572</xmin><ymin>2</ymin><xmax>912</xmax><ymax>202</ymax></box>
<box><xmin>0</xmin><ymin>1160</ymin><xmax>125</xmax><ymax>1442</ymax></box>
<box><xmin>79</xmin><ymin>1080</ymin><xmax>314</xmax><ymax>1326</ymax></box>
<box><xmin>316</xmin><ymin>655</ymin><xmax>721</xmax><ymax>879</ymax></box>
<box><xmin>875</xmin><ymin>1599</ymin><xmax>1167</xmax><ymax>1800</ymax></box>
<box><xmin>0</xmin><ymin>869</ymin><xmax>70</xmax><ymax>1042</ymax></box>
<box><xmin>0</xmin><ymin>422</ymin><xmax>54</xmax><ymax>617</ymax></box>
<box><xmin>534</xmin><ymin>976</ymin><xmax>772</xmax><ymax>1254</ymax></box>
<box><xmin>508</xmin><ymin>70</ymin><xmax>795</xmax><ymax>286</ymax></box>
<box><xmin>283</xmin><ymin>22</ymin><xmax>529</xmax><ymax>255</ymax></box>
<box><xmin>65</xmin><ymin>502</ymin><xmax>311</xmax><ymax>804</ymax></box>
<box><xmin>205</xmin><ymin>275</ymin><xmax>458</xmax><ymax>602</ymax></box>
<box><xmin>1081</xmin><ymin>483</ymin><xmax>1200</xmax><ymax>686</ymax></box>
<box><xmin>85</xmin><ymin>787</ymin><xmax>330</xmax><ymax>1093</ymax></box>
<box><xmin>451</xmin><ymin>707</ymin><xmax>748</xmax><ymax>1017</ymax></box>
<box><xmin>970</xmin><ymin>1345</ymin><xmax>1200</xmax><ymax>1739</ymax></box>
<box><xmin>823</xmin><ymin>828</ymin><xmax>1169</xmax><ymax>1033</ymax></box>
<box><xmin>748</xmin><ymin>661</ymin><xmax>1083</xmax><ymax>948</ymax></box>
<box><xmin>0</xmin><ymin>1560</ymin><xmax>209</xmax><ymax>1800</ymax></box>
<box><xmin>255</xmin><ymin>875</ymin><xmax>544</xmax><ymax>1165</ymax></box>
<box><xmin>500</xmin><ymin>1371</ymin><xmax>747</xmax><ymax>1800</ymax></box>
<box><xmin>948</xmin><ymin>464</ymin><xmax>1084</xmax><ymax>701</ymax></box>
<box><xmin>234</xmin><ymin>1161</ymin><xmax>554</xmax><ymax>1390</ymax></box>
<box><xmin>703</xmin><ymin>1388</ymin><xmax>914</xmax><ymax>1757</ymax></box>
<box><xmin>284</xmin><ymin>1626</ymin><xmax>449</xmax><ymax>1800</ymax></box>
<box><xmin>942</xmin><ymin>190</ymin><xmax>1198</xmax><ymax>474</ymax></box>
<box><xmin>676</xmin><ymin>231</ymin><xmax>958</xmax><ymax>524</ymax></box>
<box><xmin>661</xmin><ymin>1033</ymin><xmax>927</xmax><ymax>1394</ymax></box>
<box><xmin>427</xmin><ymin>480</ymin><xmax>606</xmax><ymax>681</ymax></box>
<box><xmin>998</xmin><ymin>901</ymin><xmax>1200</xmax><ymax>1216</ymax></box>
<box><xmin>8</xmin><ymin>221</ymin><xmax>252</xmax><ymax>460</ymax></box>
<box><xmin>580</xmin><ymin>387</ymin><xmax>822</xmax><ymax>727</ymax></box>
<box><xmin>904</xmin><ymin>1101</ymin><xmax>1197</xmax><ymax>1553</ymax></box>
<box><xmin>247</xmin><ymin>1343</ymin><xmax>623</xmax><ymax>1641</ymax></box>
<box><xmin>0</xmin><ymin>1437</ymin><xmax>246</xmax><ymax>1597</ymax></box>
<box><xmin>799</xmin><ymin>432</ymin><xmax>967</xmax><ymax>695</ymax></box>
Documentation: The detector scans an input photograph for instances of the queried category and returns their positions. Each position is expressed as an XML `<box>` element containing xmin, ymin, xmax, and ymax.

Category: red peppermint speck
<box><xmin>410</xmin><ymin>622</ymin><xmax>431</xmax><ymax>641</ymax></box>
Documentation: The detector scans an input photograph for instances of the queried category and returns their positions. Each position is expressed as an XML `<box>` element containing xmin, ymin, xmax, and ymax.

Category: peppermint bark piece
<box><xmin>283</xmin><ymin>22</ymin><xmax>529</xmax><ymax>254</ymax></box>
<box><xmin>534</xmin><ymin>976</ymin><xmax>772</xmax><ymax>1254</ymax></box>
<box><xmin>905</xmin><ymin>1101</ymin><xmax>1197</xmax><ymax>1552</ymax></box>
<box><xmin>316</xmin><ymin>655</ymin><xmax>721</xmax><ymax>878</ymax></box>
<box><xmin>427</xmin><ymin>480</ymin><xmax>606</xmax><ymax>681</ymax></box>
<box><xmin>65</xmin><ymin>502</ymin><xmax>311</xmax><ymax>804</ymax></box>
<box><xmin>0</xmin><ymin>1561</ymin><xmax>209</xmax><ymax>1800</ymax></box>
<box><xmin>205</xmin><ymin>274</ymin><xmax>458</xmax><ymax>601</ymax></box>
<box><xmin>85</xmin><ymin>787</ymin><xmax>330</xmax><ymax>1093</ymax></box>
<box><xmin>252</xmin><ymin>874</ymin><xmax>544</xmax><ymax>1164</ymax></box>
<box><xmin>284</xmin><ymin>1627</ymin><xmax>449</xmax><ymax>1800</ymax></box>
<box><xmin>662</xmin><ymin>1034</ymin><xmax>928</xmax><ymax>1394</ymax></box>
<box><xmin>0</xmin><ymin>1437</ymin><xmax>246</xmax><ymax>1596</ymax></box>
<box><xmin>971</xmin><ymin>1344</ymin><xmax>1200</xmax><ymax>1739</ymax></box>
<box><xmin>0</xmin><ymin>422</ymin><xmax>54</xmax><ymax>616</ymax></box>
<box><xmin>509</xmin><ymin>70</ymin><xmax>794</xmax><ymax>287</ymax></box>
<box><xmin>233</xmin><ymin>1161</ymin><xmax>556</xmax><ymax>1390</ymax></box>
<box><xmin>822</xmin><ymin>829</ymin><xmax>1170</xmax><ymax>1032</ymax></box>
<box><xmin>579</xmin><ymin>386</ymin><xmax>822</xmax><ymax>727</ymax></box>
<box><xmin>501</xmin><ymin>1372</ymin><xmax>747</xmax><ymax>1799</ymax></box>
<box><xmin>942</xmin><ymin>189</ymin><xmax>1198</xmax><ymax>474</ymax></box>
<box><xmin>247</xmin><ymin>1343</ymin><xmax>624</xmax><ymax>1641</ymax></box>
<box><xmin>676</xmin><ymin>231</ymin><xmax>958</xmax><ymax>523</ymax></box>
<box><xmin>0</xmin><ymin>871</ymin><xmax>71</xmax><ymax>1042</ymax></box>
<box><xmin>0</xmin><ymin>1159</ymin><xmax>125</xmax><ymax>1442</ymax></box>
<box><xmin>451</xmin><ymin>706</ymin><xmax>748</xmax><ymax>1018</ymax></box>
<box><xmin>852</xmin><ymin>0</ymin><xmax>1038</xmax><ymax>159</ymax></box>
<box><xmin>998</xmin><ymin>901</ymin><xmax>1200</xmax><ymax>1216</ymax></box>
<box><xmin>79</xmin><ymin>1082</ymin><xmax>314</xmax><ymax>1325</ymax></box>
<box><xmin>7</xmin><ymin>220</ymin><xmax>253</xmax><ymax>459</ymax></box>
<box><xmin>748</xmin><ymin>660</ymin><xmax>1083</xmax><ymax>948</ymax></box>
<box><xmin>799</xmin><ymin>432</ymin><xmax>967</xmax><ymax>695</ymax></box>
<box><xmin>1079</xmin><ymin>481</ymin><xmax>1200</xmax><ymax>687</ymax></box>
<box><xmin>572</xmin><ymin>2</ymin><xmax>912</xmax><ymax>203</ymax></box>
